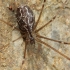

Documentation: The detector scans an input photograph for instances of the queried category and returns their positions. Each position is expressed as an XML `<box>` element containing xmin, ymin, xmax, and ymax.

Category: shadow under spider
<box><xmin>0</xmin><ymin>0</ymin><xmax>70</xmax><ymax>70</ymax></box>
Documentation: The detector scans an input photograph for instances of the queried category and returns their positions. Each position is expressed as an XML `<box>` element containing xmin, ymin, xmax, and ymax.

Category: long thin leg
<box><xmin>22</xmin><ymin>42</ymin><xmax>27</xmax><ymax>64</ymax></box>
<box><xmin>0</xmin><ymin>19</ymin><xmax>21</xmax><ymax>52</ymax></box>
<box><xmin>0</xmin><ymin>19</ymin><xmax>13</xmax><ymax>27</ymax></box>
<box><xmin>36</xmin><ymin>34</ymin><xmax>70</xmax><ymax>44</ymax></box>
<box><xmin>35</xmin><ymin>16</ymin><xmax>56</xmax><ymax>33</ymax></box>
<box><xmin>35</xmin><ymin>38</ymin><xmax>70</xmax><ymax>60</ymax></box>
<box><xmin>20</xmin><ymin>41</ymin><xmax>27</xmax><ymax>70</ymax></box>
<box><xmin>0</xmin><ymin>19</ymin><xmax>19</xmax><ymax>30</ymax></box>
<box><xmin>13</xmin><ymin>36</ymin><xmax>27</xmax><ymax>64</ymax></box>
<box><xmin>13</xmin><ymin>36</ymin><xmax>22</xmax><ymax>42</ymax></box>
<box><xmin>0</xmin><ymin>43</ymin><xmax>9</xmax><ymax>51</ymax></box>
<box><xmin>33</xmin><ymin>0</ymin><xmax>46</xmax><ymax>30</ymax></box>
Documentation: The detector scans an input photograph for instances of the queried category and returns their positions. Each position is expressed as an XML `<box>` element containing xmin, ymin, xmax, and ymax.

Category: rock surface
<box><xmin>0</xmin><ymin>0</ymin><xmax>70</xmax><ymax>70</ymax></box>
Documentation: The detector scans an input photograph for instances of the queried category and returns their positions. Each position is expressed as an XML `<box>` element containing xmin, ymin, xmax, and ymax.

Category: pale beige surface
<box><xmin>0</xmin><ymin>0</ymin><xmax>70</xmax><ymax>70</ymax></box>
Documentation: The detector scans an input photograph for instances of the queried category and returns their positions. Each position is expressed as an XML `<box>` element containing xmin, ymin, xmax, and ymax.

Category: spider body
<box><xmin>15</xmin><ymin>5</ymin><xmax>35</xmax><ymax>44</ymax></box>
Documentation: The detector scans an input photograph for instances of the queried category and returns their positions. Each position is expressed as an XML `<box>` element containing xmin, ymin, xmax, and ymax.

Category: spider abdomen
<box><xmin>15</xmin><ymin>5</ymin><xmax>35</xmax><ymax>44</ymax></box>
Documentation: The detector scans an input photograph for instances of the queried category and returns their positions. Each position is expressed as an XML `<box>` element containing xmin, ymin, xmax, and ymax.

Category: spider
<box><xmin>0</xmin><ymin>0</ymin><xmax>70</xmax><ymax>70</ymax></box>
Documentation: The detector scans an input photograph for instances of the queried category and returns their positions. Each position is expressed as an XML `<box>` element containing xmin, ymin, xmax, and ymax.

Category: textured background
<box><xmin>0</xmin><ymin>0</ymin><xmax>70</xmax><ymax>70</ymax></box>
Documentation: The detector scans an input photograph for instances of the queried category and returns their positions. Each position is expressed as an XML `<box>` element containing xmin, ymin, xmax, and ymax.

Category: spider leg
<box><xmin>36</xmin><ymin>34</ymin><xmax>70</xmax><ymax>44</ymax></box>
<box><xmin>22</xmin><ymin>42</ymin><xmax>27</xmax><ymax>64</ymax></box>
<box><xmin>35</xmin><ymin>16</ymin><xmax>56</xmax><ymax>33</ymax></box>
<box><xmin>12</xmin><ymin>36</ymin><xmax>22</xmax><ymax>42</ymax></box>
<box><xmin>35</xmin><ymin>38</ymin><xmax>70</xmax><ymax>60</ymax></box>
<box><xmin>0</xmin><ymin>19</ymin><xmax>19</xmax><ymax>30</ymax></box>
<box><xmin>33</xmin><ymin>0</ymin><xmax>46</xmax><ymax>30</ymax></box>
<box><xmin>20</xmin><ymin>41</ymin><xmax>27</xmax><ymax>70</ymax></box>
<box><xmin>0</xmin><ymin>19</ymin><xmax>13</xmax><ymax>27</ymax></box>
<box><xmin>0</xmin><ymin>43</ymin><xmax>9</xmax><ymax>51</ymax></box>
<box><xmin>0</xmin><ymin>19</ymin><xmax>20</xmax><ymax>50</ymax></box>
